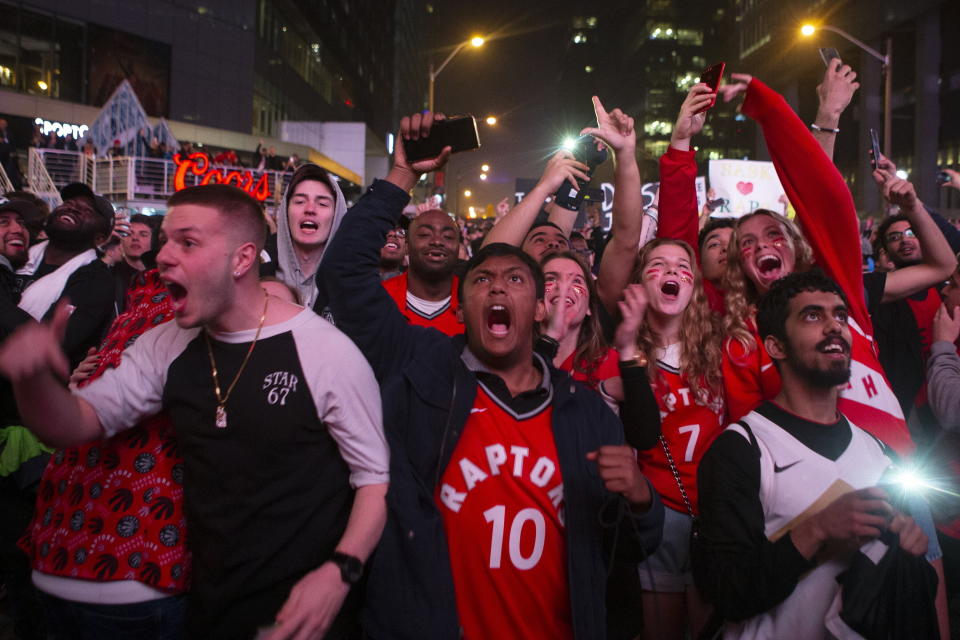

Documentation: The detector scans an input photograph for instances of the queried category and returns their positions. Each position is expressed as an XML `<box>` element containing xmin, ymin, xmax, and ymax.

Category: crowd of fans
<box><xmin>0</xmin><ymin>58</ymin><xmax>958</xmax><ymax>640</ymax></box>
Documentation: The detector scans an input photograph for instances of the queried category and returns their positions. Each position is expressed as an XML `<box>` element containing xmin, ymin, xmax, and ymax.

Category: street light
<box><xmin>801</xmin><ymin>23</ymin><xmax>892</xmax><ymax>157</ymax></box>
<box><xmin>464</xmin><ymin>189</ymin><xmax>472</xmax><ymax>198</ymax></box>
<box><xmin>480</xmin><ymin>173</ymin><xmax>488</xmax><ymax>180</ymax></box>
<box><xmin>485</xmin><ymin>116</ymin><xmax>497</xmax><ymax>126</ymax></box>
<box><xmin>481</xmin><ymin>164</ymin><xmax>490</xmax><ymax>172</ymax></box>
<box><xmin>428</xmin><ymin>35</ymin><xmax>485</xmax><ymax>112</ymax></box>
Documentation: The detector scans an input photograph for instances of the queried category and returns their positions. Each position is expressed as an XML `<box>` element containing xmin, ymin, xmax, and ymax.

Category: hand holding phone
<box><xmin>869</xmin><ymin>129</ymin><xmax>881</xmax><ymax>170</ymax></box>
<box><xmin>403</xmin><ymin>115</ymin><xmax>481</xmax><ymax>163</ymax></box>
<box><xmin>819</xmin><ymin>47</ymin><xmax>840</xmax><ymax>68</ymax></box>
<box><xmin>695</xmin><ymin>62</ymin><xmax>726</xmax><ymax>114</ymax></box>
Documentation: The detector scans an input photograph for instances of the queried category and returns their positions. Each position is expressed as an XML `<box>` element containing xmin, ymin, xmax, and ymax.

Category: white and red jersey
<box><xmin>641</xmin><ymin>345</ymin><xmax>725</xmax><ymax>514</ymax></box>
<box><xmin>723</xmin><ymin>78</ymin><xmax>913</xmax><ymax>458</ymax></box>
<box><xmin>436</xmin><ymin>387</ymin><xmax>573</xmax><ymax>640</ymax></box>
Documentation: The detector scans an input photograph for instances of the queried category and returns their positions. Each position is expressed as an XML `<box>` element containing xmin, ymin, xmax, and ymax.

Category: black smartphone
<box><xmin>819</xmin><ymin>47</ymin><xmax>840</xmax><ymax>68</ymax></box>
<box><xmin>553</xmin><ymin>135</ymin><xmax>608</xmax><ymax>211</ymax></box>
<box><xmin>869</xmin><ymin>128</ymin><xmax>881</xmax><ymax>170</ymax></box>
<box><xmin>403</xmin><ymin>116</ymin><xmax>481</xmax><ymax>162</ymax></box>
<box><xmin>696</xmin><ymin>62</ymin><xmax>726</xmax><ymax>114</ymax></box>
<box><xmin>938</xmin><ymin>170</ymin><xmax>952</xmax><ymax>186</ymax></box>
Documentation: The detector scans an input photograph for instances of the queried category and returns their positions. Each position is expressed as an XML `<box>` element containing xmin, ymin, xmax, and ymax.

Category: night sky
<box><xmin>426</xmin><ymin>1</ymin><xmax>589</xmax><ymax>213</ymax></box>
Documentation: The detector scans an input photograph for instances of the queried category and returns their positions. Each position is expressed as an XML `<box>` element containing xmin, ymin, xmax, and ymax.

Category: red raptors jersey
<box><xmin>723</xmin><ymin>317</ymin><xmax>913</xmax><ymax>457</ymax></box>
<box><xmin>436</xmin><ymin>387</ymin><xmax>573</xmax><ymax>640</ymax></box>
<box><xmin>559</xmin><ymin>347</ymin><xmax>619</xmax><ymax>392</ymax></box>
<box><xmin>640</xmin><ymin>362</ymin><xmax>724</xmax><ymax>514</ymax></box>
<box><xmin>382</xmin><ymin>272</ymin><xmax>463</xmax><ymax>336</ymax></box>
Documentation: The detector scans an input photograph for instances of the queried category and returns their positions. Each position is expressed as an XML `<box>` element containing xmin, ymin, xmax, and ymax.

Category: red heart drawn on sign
<box><xmin>736</xmin><ymin>181</ymin><xmax>754</xmax><ymax>195</ymax></box>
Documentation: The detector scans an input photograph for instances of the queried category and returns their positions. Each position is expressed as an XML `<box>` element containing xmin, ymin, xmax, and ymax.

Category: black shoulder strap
<box><xmin>736</xmin><ymin>419</ymin><xmax>760</xmax><ymax>455</ymax></box>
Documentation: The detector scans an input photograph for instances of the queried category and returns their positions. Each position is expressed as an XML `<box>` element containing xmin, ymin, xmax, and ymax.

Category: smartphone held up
<box><xmin>696</xmin><ymin>62</ymin><xmax>725</xmax><ymax>114</ymax></box>
<box><xmin>403</xmin><ymin>115</ymin><xmax>481</xmax><ymax>163</ymax></box>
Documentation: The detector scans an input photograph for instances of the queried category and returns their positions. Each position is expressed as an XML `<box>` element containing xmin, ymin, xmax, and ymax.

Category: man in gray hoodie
<box><xmin>275</xmin><ymin>164</ymin><xmax>349</xmax><ymax>310</ymax></box>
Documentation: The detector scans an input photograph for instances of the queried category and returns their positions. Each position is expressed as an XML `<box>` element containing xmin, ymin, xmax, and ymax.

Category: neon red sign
<box><xmin>173</xmin><ymin>152</ymin><xmax>270</xmax><ymax>201</ymax></box>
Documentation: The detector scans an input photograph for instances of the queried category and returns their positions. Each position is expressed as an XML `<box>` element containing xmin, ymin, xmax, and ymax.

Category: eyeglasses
<box><xmin>885</xmin><ymin>228</ymin><xmax>915</xmax><ymax>244</ymax></box>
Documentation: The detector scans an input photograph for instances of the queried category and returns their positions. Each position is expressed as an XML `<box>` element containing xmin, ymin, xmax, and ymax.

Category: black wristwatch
<box><xmin>330</xmin><ymin>552</ymin><xmax>363</xmax><ymax>585</ymax></box>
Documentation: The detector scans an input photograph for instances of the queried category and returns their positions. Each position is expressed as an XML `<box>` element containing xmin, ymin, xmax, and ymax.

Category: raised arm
<box><xmin>482</xmin><ymin>151</ymin><xmax>590</xmax><ymax>248</ymax></box>
<box><xmin>0</xmin><ymin>301</ymin><xmax>104</xmax><ymax>447</ymax></box>
<box><xmin>874</xmin><ymin>170</ymin><xmax>957</xmax><ymax>303</ymax></box>
<box><xmin>321</xmin><ymin>112</ymin><xmax>450</xmax><ymax>379</ymax></box>
<box><xmin>812</xmin><ymin>58</ymin><xmax>859</xmax><ymax>161</ymax></box>
<box><xmin>656</xmin><ymin>84</ymin><xmax>715</xmax><ymax>255</ymax></box>
<box><xmin>734</xmin><ymin>75</ymin><xmax>868</xmax><ymax>327</ymax></box>
<box><xmin>579</xmin><ymin>97</ymin><xmax>643</xmax><ymax>314</ymax></box>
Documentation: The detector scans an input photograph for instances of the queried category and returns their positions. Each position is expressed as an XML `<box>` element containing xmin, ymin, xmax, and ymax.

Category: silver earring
<box><xmin>234</xmin><ymin>271</ymin><xmax>240</xmax><ymax>278</ymax></box>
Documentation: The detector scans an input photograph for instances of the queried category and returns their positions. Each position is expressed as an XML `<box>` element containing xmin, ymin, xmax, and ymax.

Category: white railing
<box><xmin>0</xmin><ymin>161</ymin><xmax>14</xmax><ymax>194</ymax></box>
<box><xmin>32</xmin><ymin>149</ymin><xmax>294</xmax><ymax>213</ymax></box>
<box><xmin>27</xmin><ymin>148</ymin><xmax>63</xmax><ymax>210</ymax></box>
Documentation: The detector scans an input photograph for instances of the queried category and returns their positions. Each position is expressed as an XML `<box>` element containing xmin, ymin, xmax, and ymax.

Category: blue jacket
<box><xmin>321</xmin><ymin>179</ymin><xmax>664</xmax><ymax>640</ymax></box>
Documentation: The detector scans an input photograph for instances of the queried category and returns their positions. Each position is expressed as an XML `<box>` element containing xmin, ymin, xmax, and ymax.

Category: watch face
<box><xmin>335</xmin><ymin>553</ymin><xmax>363</xmax><ymax>584</ymax></box>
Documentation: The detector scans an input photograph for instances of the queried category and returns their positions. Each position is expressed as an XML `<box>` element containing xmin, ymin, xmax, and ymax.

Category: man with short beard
<box><xmin>381</xmin><ymin>208</ymin><xmax>463</xmax><ymax>335</ymax></box>
<box><xmin>0</xmin><ymin>198</ymin><xmax>34</xmax><ymax>333</ymax></box>
<box><xmin>378</xmin><ymin>222</ymin><xmax>407</xmax><ymax>280</ymax></box>
<box><xmin>16</xmin><ymin>182</ymin><xmax>115</xmax><ymax>367</ymax></box>
<box><xmin>695</xmin><ymin>270</ymin><xmax>934</xmax><ymax>639</ymax></box>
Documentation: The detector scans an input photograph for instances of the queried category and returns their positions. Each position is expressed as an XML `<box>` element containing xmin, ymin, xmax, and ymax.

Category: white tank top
<box><xmin>723</xmin><ymin>410</ymin><xmax>890</xmax><ymax>640</ymax></box>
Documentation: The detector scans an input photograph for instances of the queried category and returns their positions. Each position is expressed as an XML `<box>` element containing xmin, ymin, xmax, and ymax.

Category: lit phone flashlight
<box><xmin>877</xmin><ymin>465</ymin><xmax>929</xmax><ymax>513</ymax></box>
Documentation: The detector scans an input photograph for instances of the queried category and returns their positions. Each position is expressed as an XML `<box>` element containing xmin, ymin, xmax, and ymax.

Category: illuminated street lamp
<box><xmin>481</xmin><ymin>164</ymin><xmax>490</xmax><ymax>172</ymax></box>
<box><xmin>801</xmin><ymin>23</ymin><xmax>892</xmax><ymax>157</ymax></box>
<box><xmin>428</xmin><ymin>36</ymin><xmax>486</xmax><ymax>112</ymax></box>
<box><xmin>485</xmin><ymin>116</ymin><xmax>497</xmax><ymax>126</ymax></box>
<box><xmin>464</xmin><ymin>189</ymin><xmax>472</xmax><ymax>198</ymax></box>
<box><xmin>480</xmin><ymin>173</ymin><xmax>488</xmax><ymax>180</ymax></box>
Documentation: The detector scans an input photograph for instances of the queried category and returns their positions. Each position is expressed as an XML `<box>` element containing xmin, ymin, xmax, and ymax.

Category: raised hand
<box><xmin>388</xmin><ymin>111</ymin><xmax>452</xmax><ymax>191</ymax></box>
<box><xmin>718</xmin><ymin>72</ymin><xmax>753</xmax><ymax>103</ymax></box>
<box><xmin>495</xmin><ymin>196</ymin><xmax>511</xmax><ymax>219</ymax></box>
<box><xmin>941</xmin><ymin>168</ymin><xmax>960</xmax><ymax>192</ymax></box>
<box><xmin>671</xmin><ymin>83</ymin><xmax>715</xmax><ymax>149</ymax></box>
<box><xmin>0</xmin><ymin>299</ymin><xmax>71</xmax><ymax>384</ymax></box>
<box><xmin>875</xmin><ymin>168</ymin><xmax>919</xmax><ymax>209</ymax></box>
<box><xmin>579</xmin><ymin>96</ymin><xmax>636</xmax><ymax>156</ymax></box>
<box><xmin>817</xmin><ymin>58</ymin><xmax>860</xmax><ymax>119</ymax></box>
<box><xmin>614</xmin><ymin>284</ymin><xmax>648</xmax><ymax>360</ymax></box>
<box><xmin>536</xmin><ymin>149</ymin><xmax>591</xmax><ymax>194</ymax></box>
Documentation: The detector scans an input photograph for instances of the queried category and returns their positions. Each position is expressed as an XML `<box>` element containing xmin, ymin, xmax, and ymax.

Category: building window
<box><xmin>643</xmin><ymin>120</ymin><xmax>672</xmax><ymax>136</ymax></box>
<box><xmin>649</xmin><ymin>24</ymin><xmax>675</xmax><ymax>40</ymax></box>
<box><xmin>677</xmin><ymin>29</ymin><xmax>703</xmax><ymax>46</ymax></box>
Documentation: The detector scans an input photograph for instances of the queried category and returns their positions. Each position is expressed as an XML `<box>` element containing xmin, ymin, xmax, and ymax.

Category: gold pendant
<box><xmin>216</xmin><ymin>405</ymin><xmax>227</xmax><ymax>429</ymax></box>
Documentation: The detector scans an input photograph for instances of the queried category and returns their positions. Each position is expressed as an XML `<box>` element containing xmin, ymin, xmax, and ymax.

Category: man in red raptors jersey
<box><xmin>381</xmin><ymin>208</ymin><xmax>463</xmax><ymax>335</ymax></box>
<box><xmin>323</xmin><ymin>110</ymin><xmax>664</xmax><ymax>639</ymax></box>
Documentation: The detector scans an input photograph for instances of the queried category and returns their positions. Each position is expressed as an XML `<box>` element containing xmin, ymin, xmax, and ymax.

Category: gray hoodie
<box><xmin>275</xmin><ymin>164</ymin><xmax>349</xmax><ymax>309</ymax></box>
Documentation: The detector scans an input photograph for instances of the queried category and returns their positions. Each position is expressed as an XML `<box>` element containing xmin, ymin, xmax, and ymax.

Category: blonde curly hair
<box><xmin>630</xmin><ymin>238</ymin><xmax>723</xmax><ymax>404</ymax></box>
<box><xmin>722</xmin><ymin>209</ymin><xmax>815</xmax><ymax>356</ymax></box>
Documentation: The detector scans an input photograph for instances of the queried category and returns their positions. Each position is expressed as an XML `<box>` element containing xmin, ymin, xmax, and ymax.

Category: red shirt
<box><xmin>640</xmin><ymin>362</ymin><xmax>724</xmax><ymax>514</ymax></box>
<box><xmin>19</xmin><ymin>270</ymin><xmax>189</xmax><ymax>592</ymax></box>
<box><xmin>382</xmin><ymin>272</ymin><xmax>463</xmax><ymax>336</ymax></box>
<box><xmin>436</xmin><ymin>387</ymin><xmax>573</xmax><ymax>640</ymax></box>
<box><xmin>559</xmin><ymin>347</ymin><xmax>619</xmax><ymax>391</ymax></box>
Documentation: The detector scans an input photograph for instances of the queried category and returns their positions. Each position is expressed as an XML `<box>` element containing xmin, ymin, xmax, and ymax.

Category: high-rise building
<box><xmin>735</xmin><ymin>0</ymin><xmax>959</xmax><ymax>216</ymax></box>
<box><xmin>555</xmin><ymin>0</ymin><xmax>751</xmax><ymax>181</ymax></box>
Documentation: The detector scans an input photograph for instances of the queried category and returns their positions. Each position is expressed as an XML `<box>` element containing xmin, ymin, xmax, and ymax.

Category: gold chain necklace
<box><xmin>203</xmin><ymin>292</ymin><xmax>270</xmax><ymax>429</ymax></box>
